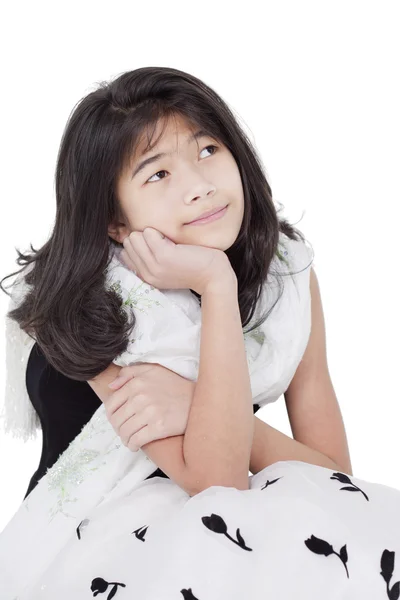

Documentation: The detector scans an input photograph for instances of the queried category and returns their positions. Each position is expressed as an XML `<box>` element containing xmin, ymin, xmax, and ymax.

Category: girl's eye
<box><xmin>146</xmin><ymin>144</ymin><xmax>219</xmax><ymax>184</ymax></box>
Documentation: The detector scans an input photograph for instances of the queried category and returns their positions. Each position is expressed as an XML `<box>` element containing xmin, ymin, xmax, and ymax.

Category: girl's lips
<box><xmin>185</xmin><ymin>205</ymin><xmax>228</xmax><ymax>225</ymax></box>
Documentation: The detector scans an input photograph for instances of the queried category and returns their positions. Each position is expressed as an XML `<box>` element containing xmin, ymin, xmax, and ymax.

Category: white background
<box><xmin>0</xmin><ymin>1</ymin><xmax>399</xmax><ymax>532</ymax></box>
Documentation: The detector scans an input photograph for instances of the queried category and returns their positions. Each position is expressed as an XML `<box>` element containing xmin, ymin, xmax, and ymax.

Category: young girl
<box><xmin>1</xmin><ymin>66</ymin><xmax>400</xmax><ymax>599</ymax></box>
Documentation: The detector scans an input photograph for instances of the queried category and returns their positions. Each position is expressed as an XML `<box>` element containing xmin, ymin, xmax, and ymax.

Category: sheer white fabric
<box><xmin>0</xmin><ymin>232</ymin><xmax>324</xmax><ymax>599</ymax></box>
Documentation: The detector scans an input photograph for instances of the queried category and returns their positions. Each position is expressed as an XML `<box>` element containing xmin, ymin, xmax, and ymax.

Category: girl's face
<box><xmin>110</xmin><ymin>115</ymin><xmax>245</xmax><ymax>251</ymax></box>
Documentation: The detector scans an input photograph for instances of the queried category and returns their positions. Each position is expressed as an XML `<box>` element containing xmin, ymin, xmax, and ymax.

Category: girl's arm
<box><xmin>182</xmin><ymin>273</ymin><xmax>254</xmax><ymax>492</ymax></box>
<box><xmin>249</xmin><ymin>417</ymin><xmax>350</xmax><ymax>475</ymax></box>
<box><xmin>88</xmin><ymin>366</ymin><xmax>346</xmax><ymax>498</ymax></box>
<box><xmin>88</xmin><ymin>268</ymin><xmax>254</xmax><ymax>496</ymax></box>
<box><xmin>88</xmin><ymin>365</ymin><xmax>199</xmax><ymax>496</ymax></box>
<box><xmin>89</xmin><ymin>265</ymin><xmax>350</xmax><ymax>495</ymax></box>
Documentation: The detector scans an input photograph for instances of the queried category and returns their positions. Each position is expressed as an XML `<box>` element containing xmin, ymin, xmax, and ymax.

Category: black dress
<box><xmin>24</xmin><ymin>342</ymin><xmax>261</xmax><ymax>500</ymax></box>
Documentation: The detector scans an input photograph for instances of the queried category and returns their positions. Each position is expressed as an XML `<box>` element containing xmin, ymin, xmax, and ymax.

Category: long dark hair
<box><xmin>0</xmin><ymin>66</ymin><xmax>312</xmax><ymax>381</ymax></box>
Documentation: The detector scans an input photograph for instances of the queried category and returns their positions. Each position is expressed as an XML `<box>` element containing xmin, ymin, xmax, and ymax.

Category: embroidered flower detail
<box><xmin>46</xmin><ymin>448</ymin><xmax>101</xmax><ymax>519</ymax></box>
<box><xmin>243</xmin><ymin>327</ymin><xmax>267</xmax><ymax>363</ymax></box>
<box><xmin>275</xmin><ymin>243</ymin><xmax>290</xmax><ymax>268</ymax></box>
<box><xmin>44</xmin><ymin>411</ymin><xmax>121</xmax><ymax>521</ymax></box>
<box><xmin>245</xmin><ymin>328</ymin><xmax>266</xmax><ymax>345</ymax></box>
<box><xmin>109</xmin><ymin>279</ymin><xmax>163</xmax><ymax>315</ymax></box>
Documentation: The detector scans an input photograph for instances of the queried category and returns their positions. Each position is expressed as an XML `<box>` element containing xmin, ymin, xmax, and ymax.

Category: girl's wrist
<box><xmin>202</xmin><ymin>263</ymin><xmax>237</xmax><ymax>296</ymax></box>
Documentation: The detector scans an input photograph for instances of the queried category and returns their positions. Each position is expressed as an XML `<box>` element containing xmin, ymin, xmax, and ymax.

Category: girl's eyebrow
<box><xmin>131</xmin><ymin>129</ymin><xmax>210</xmax><ymax>180</ymax></box>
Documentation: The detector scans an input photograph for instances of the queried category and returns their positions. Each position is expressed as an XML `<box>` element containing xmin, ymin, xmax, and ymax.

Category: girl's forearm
<box><xmin>250</xmin><ymin>416</ymin><xmax>350</xmax><ymax>475</ymax></box>
<box><xmin>182</xmin><ymin>275</ymin><xmax>254</xmax><ymax>492</ymax></box>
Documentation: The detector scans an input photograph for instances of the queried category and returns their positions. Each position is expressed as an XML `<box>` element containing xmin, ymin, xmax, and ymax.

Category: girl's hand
<box><xmin>104</xmin><ymin>362</ymin><xmax>195</xmax><ymax>452</ymax></box>
<box><xmin>120</xmin><ymin>227</ymin><xmax>234</xmax><ymax>295</ymax></box>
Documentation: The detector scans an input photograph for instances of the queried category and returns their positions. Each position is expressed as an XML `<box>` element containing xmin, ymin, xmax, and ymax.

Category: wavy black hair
<box><xmin>0</xmin><ymin>66</ymin><xmax>312</xmax><ymax>381</ymax></box>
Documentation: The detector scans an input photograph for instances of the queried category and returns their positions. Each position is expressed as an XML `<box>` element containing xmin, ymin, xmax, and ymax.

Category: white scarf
<box><xmin>1</xmin><ymin>233</ymin><xmax>313</xmax><ymax>442</ymax></box>
<box><xmin>0</xmin><ymin>232</ymin><xmax>313</xmax><ymax>595</ymax></box>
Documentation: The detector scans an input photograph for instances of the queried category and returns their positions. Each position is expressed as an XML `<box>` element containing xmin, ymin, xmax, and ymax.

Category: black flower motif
<box><xmin>131</xmin><ymin>524</ymin><xmax>148</xmax><ymax>541</ymax></box>
<box><xmin>330</xmin><ymin>472</ymin><xmax>369</xmax><ymax>501</ymax></box>
<box><xmin>261</xmin><ymin>477</ymin><xmax>282</xmax><ymax>490</ymax></box>
<box><xmin>202</xmin><ymin>513</ymin><xmax>227</xmax><ymax>535</ymax></box>
<box><xmin>76</xmin><ymin>518</ymin><xmax>90</xmax><ymax>540</ymax></box>
<box><xmin>180</xmin><ymin>588</ymin><xmax>200</xmax><ymax>599</ymax></box>
<box><xmin>202</xmin><ymin>513</ymin><xmax>252</xmax><ymax>551</ymax></box>
<box><xmin>381</xmin><ymin>549</ymin><xmax>400</xmax><ymax>599</ymax></box>
<box><xmin>305</xmin><ymin>534</ymin><xmax>349</xmax><ymax>578</ymax></box>
<box><xmin>91</xmin><ymin>577</ymin><xmax>126</xmax><ymax>598</ymax></box>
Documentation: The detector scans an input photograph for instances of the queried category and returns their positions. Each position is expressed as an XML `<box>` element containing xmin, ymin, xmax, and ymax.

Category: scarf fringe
<box><xmin>0</xmin><ymin>267</ymin><xmax>41</xmax><ymax>443</ymax></box>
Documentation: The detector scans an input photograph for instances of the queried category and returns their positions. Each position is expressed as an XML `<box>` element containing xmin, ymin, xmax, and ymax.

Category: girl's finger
<box><xmin>108</xmin><ymin>363</ymin><xmax>151</xmax><ymax>389</ymax></box>
<box><xmin>128</xmin><ymin>231</ymin><xmax>157</xmax><ymax>272</ymax></box>
<box><xmin>127</xmin><ymin>424</ymin><xmax>150</xmax><ymax>452</ymax></box>
<box><xmin>105</xmin><ymin>392</ymin><xmax>128</xmax><ymax>418</ymax></box>
<box><xmin>139</xmin><ymin>228</ymin><xmax>161</xmax><ymax>259</ymax></box>
<box><xmin>143</xmin><ymin>228</ymin><xmax>174</xmax><ymax>255</ymax></box>
<box><xmin>105</xmin><ymin>379</ymin><xmax>137</xmax><ymax>415</ymax></box>
<box><xmin>119</xmin><ymin>249</ymin><xmax>137</xmax><ymax>273</ymax></box>
<box><xmin>122</xmin><ymin>235</ymin><xmax>147</xmax><ymax>274</ymax></box>
<box><xmin>129</xmin><ymin>422</ymin><xmax>168</xmax><ymax>451</ymax></box>
<box><xmin>108</xmin><ymin>374</ymin><xmax>130</xmax><ymax>389</ymax></box>
<box><xmin>112</xmin><ymin>401</ymin><xmax>141</xmax><ymax>432</ymax></box>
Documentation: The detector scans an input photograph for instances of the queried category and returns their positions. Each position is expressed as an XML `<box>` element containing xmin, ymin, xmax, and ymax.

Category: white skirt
<box><xmin>5</xmin><ymin>459</ymin><xmax>400</xmax><ymax>600</ymax></box>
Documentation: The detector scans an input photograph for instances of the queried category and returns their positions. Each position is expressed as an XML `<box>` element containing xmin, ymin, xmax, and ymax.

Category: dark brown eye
<box><xmin>146</xmin><ymin>145</ymin><xmax>219</xmax><ymax>184</ymax></box>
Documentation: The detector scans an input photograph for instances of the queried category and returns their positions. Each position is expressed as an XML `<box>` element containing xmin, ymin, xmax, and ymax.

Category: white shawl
<box><xmin>0</xmin><ymin>232</ymin><xmax>313</xmax><ymax>442</ymax></box>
